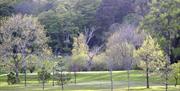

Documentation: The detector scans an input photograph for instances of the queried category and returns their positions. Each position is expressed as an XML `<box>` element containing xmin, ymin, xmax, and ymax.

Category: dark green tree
<box><xmin>142</xmin><ymin>0</ymin><xmax>180</xmax><ymax>63</ymax></box>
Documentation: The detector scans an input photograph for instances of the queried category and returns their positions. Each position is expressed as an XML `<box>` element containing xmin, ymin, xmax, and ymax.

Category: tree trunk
<box><xmin>61</xmin><ymin>71</ymin><xmax>64</xmax><ymax>91</ymax></box>
<box><xmin>109</xmin><ymin>70</ymin><xmax>113</xmax><ymax>91</ymax></box>
<box><xmin>74</xmin><ymin>71</ymin><xmax>77</xmax><ymax>84</ymax></box>
<box><xmin>174</xmin><ymin>77</ymin><xmax>177</xmax><ymax>87</ymax></box>
<box><xmin>146</xmin><ymin>62</ymin><xmax>149</xmax><ymax>88</ymax></box>
<box><xmin>127</xmin><ymin>69</ymin><xmax>130</xmax><ymax>91</ymax></box>
<box><xmin>22</xmin><ymin>46</ymin><xmax>27</xmax><ymax>87</ymax></box>
<box><xmin>165</xmin><ymin>63</ymin><xmax>168</xmax><ymax>91</ymax></box>
<box><xmin>24</xmin><ymin>67</ymin><xmax>27</xmax><ymax>87</ymax></box>
<box><xmin>42</xmin><ymin>72</ymin><xmax>45</xmax><ymax>90</ymax></box>
<box><xmin>15</xmin><ymin>61</ymin><xmax>19</xmax><ymax>83</ymax></box>
<box><xmin>52</xmin><ymin>67</ymin><xmax>55</xmax><ymax>86</ymax></box>
<box><xmin>88</xmin><ymin>60</ymin><xmax>92</xmax><ymax>71</ymax></box>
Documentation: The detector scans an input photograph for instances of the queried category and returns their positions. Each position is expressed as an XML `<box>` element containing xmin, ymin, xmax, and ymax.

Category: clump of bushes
<box><xmin>7</xmin><ymin>72</ymin><xmax>17</xmax><ymax>85</ymax></box>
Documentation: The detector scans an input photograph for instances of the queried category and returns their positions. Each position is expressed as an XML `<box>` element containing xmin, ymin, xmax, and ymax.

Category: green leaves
<box><xmin>142</xmin><ymin>0</ymin><xmax>180</xmax><ymax>38</ymax></box>
<box><xmin>134</xmin><ymin>35</ymin><xmax>166</xmax><ymax>70</ymax></box>
<box><xmin>170</xmin><ymin>62</ymin><xmax>180</xmax><ymax>79</ymax></box>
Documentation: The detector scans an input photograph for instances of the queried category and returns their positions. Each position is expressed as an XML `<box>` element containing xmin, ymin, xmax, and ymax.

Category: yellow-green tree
<box><xmin>170</xmin><ymin>62</ymin><xmax>180</xmax><ymax>87</ymax></box>
<box><xmin>71</xmin><ymin>33</ymin><xmax>88</xmax><ymax>84</ymax></box>
<box><xmin>134</xmin><ymin>35</ymin><xmax>166</xmax><ymax>88</ymax></box>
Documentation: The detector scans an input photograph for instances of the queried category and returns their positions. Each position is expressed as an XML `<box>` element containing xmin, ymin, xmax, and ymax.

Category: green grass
<box><xmin>0</xmin><ymin>70</ymin><xmax>179</xmax><ymax>91</ymax></box>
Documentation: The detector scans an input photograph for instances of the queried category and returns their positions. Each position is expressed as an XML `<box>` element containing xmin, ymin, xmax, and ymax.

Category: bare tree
<box><xmin>87</xmin><ymin>45</ymin><xmax>104</xmax><ymax>71</ymax></box>
<box><xmin>106</xmin><ymin>24</ymin><xmax>144</xmax><ymax>90</ymax></box>
<box><xmin>84</xmin><ymin>27</ymin><xmax>104</xmax><ymax>71</ymax></box>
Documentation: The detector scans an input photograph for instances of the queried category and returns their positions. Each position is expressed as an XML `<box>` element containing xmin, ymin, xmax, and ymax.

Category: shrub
<box><xmin>171</xmin><ymin>62</ymin><xmax>180</xmax><ymax>87</ymax></box>
<box><xmin>28</xmin><ymin>66</ymin><xmax>36</xmax><ymax>73</ymax></box>
<box><xmin>7</xmin><ymin>72</ymin><xmax>17</xmax><ymax>85</ymax></box>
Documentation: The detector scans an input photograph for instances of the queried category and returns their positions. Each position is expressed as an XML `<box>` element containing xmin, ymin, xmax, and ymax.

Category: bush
<box><xmin>28</xmin><ymin>66</ymin><xmax>36</xmax><ymax>73</ymax></box>
<box><xmin>170</xmin><ymin>62</ymin><xmax>180</xmax><ymax>86</ymax></box>
<box><xmin>37</xmin><ymin>67</ymin><xmax>51</xmax><ymax>83</ymax></box>
<box><xmin>7</xmin><ymin>72</ymin><xmax>17</xmax><ymax>85</ymax></box>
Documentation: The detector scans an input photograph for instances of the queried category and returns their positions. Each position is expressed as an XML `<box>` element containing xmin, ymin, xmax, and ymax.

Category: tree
<box><xmin>170</xmin><ymin>61</ymin><xmax>180</xmax><ymax>87</ymax></box>
<box><xmin>55</xmin><ymin>59</ymin><xmax>71</xmax><ymax>91</ymax></box>
<box><xmin>37</xmin><ymin>67</ymin><xmax>51</xmax><ymax>90</ymax></box>
<box><xmin>38</xmin><ymin>7</ymin><xmax>79</xmax><ymax>54</ymax></box>
<box><xmin>106</xmin><ymin>24</ymin><xmax>144</xmax><ymax>90</ymax></box>
<box><xmin>134</xmin><ymin>35</ymin><xmax>166</xmax><ymax>88</ymax></box>
<box><xmin>0</xmin><ymin>0</ymin><xmax>18</xmax><ymax>20</ymax></box>
<box><xmin>0</xmin><ymin>14</ymin><xmax>48</xmax><ymax>85</ymax></box>
<box><xmin>142</xmin><ymin>0</ymin><xmax>180</xmax><ymax>63</ymax></box>
<box><xmin>37</xmin><ymin>0</ymin><xmax>101</xmax><ymax>55</ymax></box>
<box><xmin>84</xmin><ymin>27</ymin><xmax>104</xmax><ymax>71</ymax></box>
<box><xmin>142</xmin><ymin>0</ymin><xmax>180</xmax><ymax>89</ymax></box>
<box><xmin>14</xmin><ymin>0</ymin><xmax>54</xmax><ymax>15</ymax></box>
<box><xmin>74</xmin><ymin>0</ymin><xmax>101</xmax><ymax>28</ymax></box>
<box><xmin>106</xmin><ymin>25</ymin><xmax>144</xmax><ymax>70</ymax></box>
<box><xmin>37</xmin><ymin>47</ymin><xmax>52</xmax><ymax>90</ymax></box>
<box><xmin>26</xmin><ymin>55</ymin><xmax>38</xmax><ymax>73</ymax></box>
<box><xmin>71</xmin><ymin>33</ymin><xmax>88</xmax><ymax>84</ymax></box>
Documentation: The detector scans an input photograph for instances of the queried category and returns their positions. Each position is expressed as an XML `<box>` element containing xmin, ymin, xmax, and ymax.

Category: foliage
<box><xmin>0</xmin><ymin>14</ymin><xmax>48</xmax><ymax>56</ymax></box>
<box><xmin>26</xmin><ymin>55</ymin><xmax>38</xmax><ymax>73</ymax></box>
<box><xmin>37</xmin><ymin>67</ymin><xmax>51</xmax><ymax>83</ymax></box>
<box><xmin>14</xmin><ymin>0</ymin><xmax>54</xmax><ymax>15</ymax></box>
<box><xmin>0</xmin><ymin>14</ymin><xmax>48</xmax><ymax>84</ymax></box>
<box><xmin>134</xmin><ymin>35</ymin><xmax>167</xmax><ymax>88</ymax></box>
<box><xmin>171</xmin><ymin>62</ymin><xmax>180</xmax><ymax>78</ymax></box>
<box><xmin>38</xmin><ymin>9</ymin><xmax>78</xmax><ymax>54</ymax></box>
<box><xmin>106</xmin><ymin>25</ymin><xmax>144</xmax><ymax>70</ymax></box>
<box><xmin>0</xmin><ymin>0</ymin><xmax>18</xmax><ymax>20</ymax></box>
<box><xmin>170</xmin><ymin>62</ymin><xmax>180</xmax><ymax>86</ymax></box>
<box><xmin>134</xmin><ymin>35</ymin><xmax>166</xmax><ymax>71</ymax></box>
<box><xmin>7</xmin><ymin>71</ymin><xmax>17</xmax><ymax>85</ymax></box>
<box><xmin>142</xmin><ymin>0</ymin><xmax>180</xmax><ymax>63</ymax></box>
<box><xmin>142</xmin><ymin>0</ymin><xmax>180</xmax><ymax>36</ymax></box>
<box><xmin>71</xmin><ymin>33</ymin><xmax>88</xmax><ymax>71</ymax></box>
<box><xmin>92</xmin><ymin>53</ymin><xmax>107</xmax><ymax>71</ymax></box>
<box><xmin>54</xmin><ymin>60</ymin><xmax>71</xmax><ymax>90</ymax></box>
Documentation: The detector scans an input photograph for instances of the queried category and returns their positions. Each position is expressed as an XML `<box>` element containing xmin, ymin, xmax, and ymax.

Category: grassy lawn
<box><xmin>0</xmin><ymin>70</ymin><xmax>179</xmax><ymax>91</ymax></box>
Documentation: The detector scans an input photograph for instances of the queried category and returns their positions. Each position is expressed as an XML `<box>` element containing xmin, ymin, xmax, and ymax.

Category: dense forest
<box><xmin>1</xmin><ymin>0</ymin><xmax>179</xmax><ymax>63</ymax></box>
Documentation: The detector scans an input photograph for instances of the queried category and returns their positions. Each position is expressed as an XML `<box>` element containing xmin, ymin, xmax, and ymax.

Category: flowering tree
<box><xmin>106</xmin><ymin>24</ymin><xmax>144</xmax><ymax>90</ymax></box>
<box><xmin>0</xmin><ymin>14</ymin><xmax>48</xmax><ymax>85</ymax></box>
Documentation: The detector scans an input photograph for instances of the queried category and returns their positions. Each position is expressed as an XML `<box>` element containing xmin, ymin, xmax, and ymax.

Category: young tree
<box><xmin>37</xmin><ymin>48</ymin><xmax>52</xmax><ymax>90</ymax></box>
<box><xmin>71</xmin><ymin>33</ymin><xmax>88</xmax><ymax>84</ymax></box>
<box><xmin>38</xmin><ymin>66</ymin><xmax>51</xmax><ymax>90</ymax></box>
<box><xmin>159</xmin><ymin>57</ymin><xmax>171</xmax><ymax>91</ymax></box>
<box><xmin>134</xmin><ymin>35</ymin><xmax>166</xmax><ymax>88</ymax></box>
<box><xmin>55</xmin><ymin>59</ymin><xmax>70</xmax><ymax>91</ymax></box>
<box><xmin>0</xmin><ymin>14</ymin><xmax>48</xmax><ymax>85</ymax></box>
<box><xmin>170</xmin><ymin>62</ymin><xmax>180</xmax><ymax>87</ymax></box>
